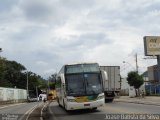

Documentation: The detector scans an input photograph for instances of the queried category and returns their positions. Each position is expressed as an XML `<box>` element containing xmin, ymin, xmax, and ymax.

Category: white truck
<box><xmin>100</xmin><ymin>66</ymin><xmax>121</xmax><ymax>102</ymax></box>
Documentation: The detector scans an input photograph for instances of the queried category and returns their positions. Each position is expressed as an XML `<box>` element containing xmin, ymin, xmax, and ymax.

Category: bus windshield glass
<box><xmin>66</xmin><ymin>74</ymin><xmax>85</xmax><ymax>96</ymax></box>
<box><xmin>85</xmin><ymin>73</ymin><xmax>102</xmax><ymax>95</ymax></box>
<box><xmin>66</xmin><ymin>63</ymin><xmax>99</xmax><ymax>74</ymax></box>
<box><xmin>66</xmin><ymin>73</ymin><xmax>102</xmax><ymax>96</ymax></box>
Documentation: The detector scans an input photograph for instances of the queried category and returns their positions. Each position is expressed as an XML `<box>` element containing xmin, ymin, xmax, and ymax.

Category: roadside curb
<box><xmin>114</xmin><ymin>99</ymin><xmax>160</xmax><ymax>106</ymax></box>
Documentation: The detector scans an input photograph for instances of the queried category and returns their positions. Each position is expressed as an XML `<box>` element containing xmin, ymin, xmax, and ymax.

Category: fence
<box><xmin>145</xmin><ymin>84</ymin><xmax>160</xmax><ymax>95</ymax></box>
<box><xmin>0</xmin><ymin>87</ymin><xmax>27</xmax><ymax>105</ymax></box>
<box><xmin>120</xmin><ymin>89</ymin><xmax>129</xmax><ymax>96</ymax></box>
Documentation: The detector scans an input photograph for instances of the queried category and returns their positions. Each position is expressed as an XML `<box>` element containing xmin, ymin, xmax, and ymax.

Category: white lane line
<box><xmin>40</xmin><ymin>102</ymin><xmax>49</xmax><ymax>120</ymax></box>
<box><xmin>0</xmin><ymin>103</ymin><xmax>26</xmax><ymax>110</ymax></box>
<box><xmin>25</xmin><ymin>104</ymin><xmax>38</xmax><ymax>120</ymax></box>
<box><xmin>19</xmin><ymin>103</ymin><xmax>39</xmax><ymax>120</ymax></box>
<box><xmin>40</xmin><ymin>103</ymin><xmax>45</xmax><ymax>120</ymax></box>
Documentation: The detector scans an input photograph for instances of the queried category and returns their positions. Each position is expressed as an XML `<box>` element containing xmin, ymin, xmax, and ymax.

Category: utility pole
<box><xmin>26</xmin><ymin>71</ymin><xmax>29</xmax><ymax>100</ymax></box>
<box><xmin>0</xmin><ymin>48</ymin><xmax>2</xmax><ymax>58</ymax></box>
<box><xmin>36</xmin><ymin>86</ymin><xmax>38</xmax><ymax>101</ymax></box>
<box><xmin>135</xmin><ymin>53</ymin><xmax>138</xmax><ymax>73</ymax></box>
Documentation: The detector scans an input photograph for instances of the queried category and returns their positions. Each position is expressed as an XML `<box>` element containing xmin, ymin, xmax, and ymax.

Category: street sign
<box><xmin>144</xmin><ymin>36</ymin><xmax>160</xmax><ymax>56</ymax></box>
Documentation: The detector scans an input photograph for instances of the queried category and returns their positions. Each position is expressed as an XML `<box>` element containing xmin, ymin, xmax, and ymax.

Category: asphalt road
<box><xmin>0</xmin><ymin>102</ymin><xmax>44</xmax><ymax>120</ymax></box>
<box><xmin>48</xmin><ymin>101</ymin><xmax>160</xmax><ymax>120</ymax></box>
<box><xmin>1</xmin><ymin>101</ymin><xmax>160</xmax><ymax>120</ymax></box>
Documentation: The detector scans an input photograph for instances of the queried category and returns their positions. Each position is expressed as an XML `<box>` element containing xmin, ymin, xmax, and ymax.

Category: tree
<box><xmin>127</xmin><ymin>71</ymin><xmax>144</xmax><ymax>96</ymax></box>
<box><xmin>48</xmin><ymin>73</ymin><xmax>57</xmax><ymax>82</ymax></box>
<box><xmin>0</xmin><ymin>57</ymin><xmax>26</xmax><ymax>87</ymax></box>
<box><xmin>0</xmin><ymin>57</ymin><xmax>47</xmax><ymax>93</ymax></box>
<box><xmin>47</xmin><ymin>73</ymin><xmax>57</xmax><ymax>89</ymax></box>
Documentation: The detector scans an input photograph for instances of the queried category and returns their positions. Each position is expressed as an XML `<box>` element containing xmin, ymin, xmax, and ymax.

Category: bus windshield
<box><xmin>66</xmin><ymin>63</ymin><xmax>99</xmax><ymax>74</ymax></box>
<box><xmin>66</xmin><ymin>73</ymin><xmax>102</xmax><ymax>96</ymax></box>
<box><xmin>85</xmin><ymin>73</ymin><xmax>102</xmax><ymax>95</ymax></box>
<box><xmin>66</xmin><ymin>74</ymin><xmax>85</xmax><ymax>96</ymax></box>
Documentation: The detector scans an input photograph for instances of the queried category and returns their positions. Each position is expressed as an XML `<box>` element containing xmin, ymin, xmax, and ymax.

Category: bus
<box><xmin>55</xmin><ymin>63</ymin><xmax>105</xmax><ymax>111</ymax></box>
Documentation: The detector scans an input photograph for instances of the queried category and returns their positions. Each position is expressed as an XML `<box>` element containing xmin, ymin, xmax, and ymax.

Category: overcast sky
<box><xmin>0</xmin><ymin>0</ymin><xmax>159</xmax><ymax>78</ymax></box>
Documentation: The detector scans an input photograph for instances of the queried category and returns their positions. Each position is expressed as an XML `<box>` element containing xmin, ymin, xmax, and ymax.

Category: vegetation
<box><xmin>47</xmin><ymin>73</ymin><xmax>57</xmax><ymax>89</ymax></box>
<box><xmin>0</xmin><ymin>57</ymin><xmax>47</xmax><ymax>96</ymax></box>
<box><xmin>127</xmin><ymin>71</ymin><xmax>144</xmax><ymax>96</ymax></box>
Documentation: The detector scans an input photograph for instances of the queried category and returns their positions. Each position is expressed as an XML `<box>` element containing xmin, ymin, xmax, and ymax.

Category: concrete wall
<box><xmin>0</xmin><ymin>87</ymin><xmax>27</xmax><ymax>104</ymax></box>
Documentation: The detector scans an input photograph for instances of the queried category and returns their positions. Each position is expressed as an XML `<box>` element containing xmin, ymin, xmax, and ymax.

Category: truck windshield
<box><xmin>66</xmin><ymin>73</ymin><xmax>102</xmax><ymax>96</ymax></box>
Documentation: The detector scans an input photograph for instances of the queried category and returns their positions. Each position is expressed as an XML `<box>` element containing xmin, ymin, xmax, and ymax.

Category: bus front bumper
<box><xmin>65</xmin><ymin>99</ymin><xmax>104</xmax><ymax>110</ymax></box>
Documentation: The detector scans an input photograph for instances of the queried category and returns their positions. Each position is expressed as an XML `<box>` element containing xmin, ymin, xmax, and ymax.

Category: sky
<box><xmin>0</xmin><ymin>0</ymin><xmax>159</xmax><ymax>79</ymax></box>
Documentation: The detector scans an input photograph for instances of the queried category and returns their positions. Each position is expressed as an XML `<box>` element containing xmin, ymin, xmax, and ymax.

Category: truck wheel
<box><xmin>109</xmin><ymin>99</ymin><xmax>114</xmax><ymax>102</ymax></box>
<box><xmin>92</xmin><ymin>107</ymin><xmax>97</xmax><ymax>110</ymax></box>
<box><xmin>105</xmin><ymin>99</ymin><xmax>114</xmax><ymax>103</ymax></box>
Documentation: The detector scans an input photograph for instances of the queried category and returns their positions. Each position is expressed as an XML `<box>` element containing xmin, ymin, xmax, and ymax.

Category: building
<box><xmin>144</xmin><ymin>66</ymin><xmax>160</xmax><ymax>95</ymax></box>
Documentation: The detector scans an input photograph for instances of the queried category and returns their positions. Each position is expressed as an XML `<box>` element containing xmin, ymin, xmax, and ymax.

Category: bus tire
<box><xmin>63</xmin><ymin>100</ymin><xmax>69</xmax><ymax>112</ymax></box>
<box><xmin>57</xmin><ymin>98</ymin><xmax>61</xmax><ymax>107</ymax></box>
<box><xmin>63</xmin><ymin>100</ymin><xmax>66</xmax><ymax>109</ymax></box>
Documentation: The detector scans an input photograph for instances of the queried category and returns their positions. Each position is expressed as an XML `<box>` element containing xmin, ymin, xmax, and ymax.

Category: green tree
<box><xmin>0</xmin><ymin>57</ymin><xmax>49</xmax><ymax>97</ymax></box>
<box><xmin>127</xmin><ymin>71</ymin><xmax>144</xmax><ymax>96</ymax></box>
<box><xmin>48</xmin><ymin>73</ymin><xmax>57</xmax><ymax>89</ymax></box>
<box><xmin>48</xmin><ymin>73</ymin><xmax>57</xmax><ymax>82</ymax></box>
<box><xmin>0</xmin><ymin>57</ymin><xmax>26</xmax><ymax>87</ymax></box>
<box><xmin>24</xmin><ymin>71</ymin><xmax>47</xmax><ymax>97</ymax></box>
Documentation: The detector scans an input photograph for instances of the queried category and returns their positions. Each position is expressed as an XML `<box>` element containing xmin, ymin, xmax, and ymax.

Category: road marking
<box><xmin>19</xmin><ymin>103</ymin><xmax>38</xmax><ymax>120</ymax></box>
<box><xmin>40</xmin><ymin>103</ymin><xmax>46</xmax><ymax>120</ymax></box>
<box><xmin>25</xmin><ymin>104</ymin><xmax>38</xmax><ymax>120</ymax></box>
<box><xmin>40</xmin><ymin>101</ymin><xmax>51</xmax><ymax>120</ymax></box>
<box><xmin>0</xmin><ymin>103</ymin><xmax>26</xmax><ymax>110</ymax></box>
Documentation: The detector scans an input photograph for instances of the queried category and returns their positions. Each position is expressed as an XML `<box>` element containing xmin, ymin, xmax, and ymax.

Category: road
<box><xmin>0</xmin><ymin>101</ymin><xmax>160</xmax><ymax>120</ymax></box>
<box><xmin>48</xmin><ymin>101</ymin><xmax>160</xmax><ymax>120</ymax></box>
<box><xmin>0</xmin><ymin>102</ymin><xmax>44</xmax><ymax>120</ymax></box>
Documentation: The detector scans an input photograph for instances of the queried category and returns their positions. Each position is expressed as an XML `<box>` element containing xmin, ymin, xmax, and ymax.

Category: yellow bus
<box><xmin>47</xmin><ymin>89</ymin><xmax>56</xmax><ymax>100</ymax></box>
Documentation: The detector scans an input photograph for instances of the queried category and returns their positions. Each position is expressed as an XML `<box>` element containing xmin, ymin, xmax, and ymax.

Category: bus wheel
<box><xmin>63</xmin><ymin>100</ymin><xmax>68</xmax><ymax>111</ymax></box>
<box><xmin>57</xmin><ymin>98</ymin><xmax>61</xmax><ymax>107</ymax></box>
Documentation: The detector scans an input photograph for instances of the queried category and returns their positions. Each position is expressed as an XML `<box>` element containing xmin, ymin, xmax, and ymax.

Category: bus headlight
<box><xmin>67</xmin><ymin>98</ymin><xmax>76</xmax><ymax>102</ymax></box>
<box><xmin>97</xmin><ymin>95</ymin><xmax>104</xmax><ymax>100</ymax></box>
